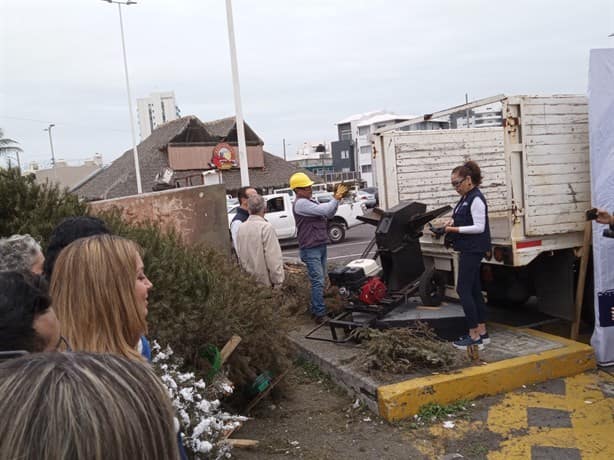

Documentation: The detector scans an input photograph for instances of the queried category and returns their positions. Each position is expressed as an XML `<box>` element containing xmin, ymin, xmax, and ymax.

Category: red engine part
<box><xmin>359</xmin><ymin>277</ymin><xmax>387</xmax><ymax>305</ymax></box>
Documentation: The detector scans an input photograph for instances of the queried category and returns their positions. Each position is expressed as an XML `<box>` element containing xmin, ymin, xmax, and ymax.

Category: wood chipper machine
<box><xmin>305</xmin><ymin>200</ymin><xmax>454</xmax><ymax>343</ymax></box>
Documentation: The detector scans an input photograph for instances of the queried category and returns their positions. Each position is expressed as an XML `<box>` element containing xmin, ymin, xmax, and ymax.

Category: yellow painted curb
<box><xmin>377</xmin><ymin>327</ymin><xmax>596</xmax><ymax>422</ymax></box>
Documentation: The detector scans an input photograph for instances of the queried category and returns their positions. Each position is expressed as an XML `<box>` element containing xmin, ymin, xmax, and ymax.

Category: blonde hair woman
<box><xmin>50</xmin><ymin>234</ymin><xmax>153</xmax><ymax>360</ymax></box>
<box><xmin>0</xmin><ymin>352</ymin><xmax>179</xmax><ymax>460</ymax></box>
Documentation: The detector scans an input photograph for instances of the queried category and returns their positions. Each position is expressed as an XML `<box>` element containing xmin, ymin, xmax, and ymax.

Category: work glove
<box><xmin>428</xmin><ymin>223</ymin><xmax>446</xmax><ymax>239</ymax></box>
<box><xmin>334</xmin><ymin>183</ymin><xmax>350</xmax><ymax>200</ymax></box>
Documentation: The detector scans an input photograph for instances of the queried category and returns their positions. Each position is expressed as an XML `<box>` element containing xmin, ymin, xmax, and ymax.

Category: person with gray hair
<box><xmin>235</xmin><ymin>194</ymin><xmax>284</xmax><ymax>288</ymax></box>
<box><xmin>0</xmin><ymin>234</ymin><xmax>44</xmax><ymax>275</ymax></box>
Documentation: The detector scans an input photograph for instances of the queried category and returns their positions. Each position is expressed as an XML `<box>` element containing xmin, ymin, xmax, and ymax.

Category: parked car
<box><xmin>361</xmin><ymin>187</ymin><xmax>379</xmax><ymax>206</ymax></box>
<box><xmin>355</xmin><ymin>190</ymin><xmax>376</xmax><ymax>208</ymax></box>
<box><xmin>228</xmin><ymin>193</ymin><xmax>364</xmax><ymax>244</ymax></box>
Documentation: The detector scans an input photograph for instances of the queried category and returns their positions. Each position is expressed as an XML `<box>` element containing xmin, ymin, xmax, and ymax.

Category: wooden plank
<box><xmin>220</xmin><ymin>335</ymin><xmax>242</xmax><ymax>364</ymax></box>
<box><xmin>525</xmin><ymin>212</ymin><xmax>586</xmax><ymax>226</ymax></box>
<box><xmin>571</xmin><ymin>221</ymin><xmax>592</xmax><ymax>340</ymax></box>
<box><xmin>525</xmin><ymin>143</ymin><xmax>589</xmax><ymax>155</ymax></box>
<box><xmin>521</xmin><ymin>95</ymin><xmax>587</xmax><ymax>106</ymax></box>
<box><xmin>527</xmin><ymin>192</ymin><xmax>591</xmax><ymax>206</ymax></box>
<box><xmin>525</xmin><ymin>182</ymin><xmax>591</xmax><ymax>195</ymax></box>
<box><xmin>522</xmin><ymin>124</ymin><xmax>588</xmax><ymax>136</ymax></box>
<box><xmin>521</xmin><ymin>104</ymin><xmax>588</xmax><ymax>115</ymax></box>
<box><xmin>393</xmin><ymin>129</ymin><xmax>502</xmax><ymax>144</ymax></box>
<box><xmin>526</xmin><ymin>153</ymin><xmax>589</xmax><ymax>165</ymax></box>
<box><xmin>226</xmin><ymin>439</ymin><xmax>259</xmax><ymax>448</ymax></box>
<box><xmin>527</xmin><ymin>203</ymin><xmax>591</xmax><ymax>217</ymax></box>
<box><xmin>525</xmin><ymin>133</ymin><xmax>589</xmax><ymax>145</ymax></box>
<box><xmin>527</xmin><ymin>163</ymin><xmax>589</xmax><ymax>175</ymax></box>
<box><xmin>525</xmin><ymin>173</ymin><xmax>590</xmax><ymax>186</ymax></box>
<box><xmin>522</xmin><ymin>113</ymin><xmax>589</xmax><ymax>125</ymax></box>
<box><xmin>396</xmin><ymin>152</ymin><xmax>505</xmax><ymax>165</ymax></box>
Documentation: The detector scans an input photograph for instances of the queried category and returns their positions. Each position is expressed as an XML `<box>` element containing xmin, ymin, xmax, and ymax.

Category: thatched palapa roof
<box><xmin>72</xmin><ymin>116</ymin><xmax>319</xmax><ymax>200</ymax></box>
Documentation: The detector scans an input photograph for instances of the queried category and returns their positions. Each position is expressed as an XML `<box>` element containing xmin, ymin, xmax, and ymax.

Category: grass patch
<box><xmin>400</xmin><ymin>400</ymin><xmax>471</xmax><ymax>428</ymax></box>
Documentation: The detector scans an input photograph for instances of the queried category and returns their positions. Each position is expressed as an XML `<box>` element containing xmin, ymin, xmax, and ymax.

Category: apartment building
<box><xmin>137</xmin><ymin>91</ymin><xmax>181</xmax><ymax>140</ymax></box>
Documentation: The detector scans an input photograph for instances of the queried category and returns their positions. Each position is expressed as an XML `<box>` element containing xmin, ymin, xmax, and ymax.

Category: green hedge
<box><xmin>1</xmin><ymin>169</ymin><xmax>293</xmax><ymax>392</ymax></box>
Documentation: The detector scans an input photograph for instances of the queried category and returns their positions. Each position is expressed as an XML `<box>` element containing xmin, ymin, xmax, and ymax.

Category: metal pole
<box><xmin>116</xmin><ymin>2</ymin><xmax>142</xmax><ymax>194</ymax></box>
<box><xmin>465</xmin><ymin>93</ymin><xmax>470</xmax><ymax>128</ymax></box>
<box><xmin>225</xmin><ymin>0</ymin><xmax>250</xmax><ymax>186</ymax></box>
<box><xmin>45</xmin><ymin>124</ymin><xmax>56</xmax><ymax>166</ymax></box>
<box><xmin>283</xmin><ymin>138</ymin><xmax>287</xmax><ymax>161</ymax></box>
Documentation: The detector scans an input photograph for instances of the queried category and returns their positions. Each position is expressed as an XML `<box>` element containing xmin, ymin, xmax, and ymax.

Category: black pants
<box><xmin>457</xmin><ymin>251</ymin><xmax>487</xmax><ymax>330</ymax></box>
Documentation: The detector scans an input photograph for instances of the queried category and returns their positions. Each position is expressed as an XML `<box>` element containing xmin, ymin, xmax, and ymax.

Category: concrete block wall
<box><xmin>88</xmin><ymin>184</ymin><xmax>230</xmax><ymax>254</ymax></box>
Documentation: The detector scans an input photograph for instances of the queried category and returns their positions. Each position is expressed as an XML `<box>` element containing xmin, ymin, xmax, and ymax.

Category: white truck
<box><xmin>228</xmin><ymin>193</ymin><xmax>365</xmax><ymax>244</ymax></box>
<box><xmin>372</xmin><ymin>94</ymin><xmax>590</xmax><ymax>320</ymax></box>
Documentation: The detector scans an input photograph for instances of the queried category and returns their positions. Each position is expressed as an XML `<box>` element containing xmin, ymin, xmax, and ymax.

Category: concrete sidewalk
<box><xmin>289</xmin><ymin>321</ymin><xmax>595</xmax><ymax>421</ymax></box>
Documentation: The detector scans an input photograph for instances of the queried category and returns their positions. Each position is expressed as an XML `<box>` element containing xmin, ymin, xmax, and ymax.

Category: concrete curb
<box><xmin>377</xmin><ymin>327</ymin><xmax>596</xmax><ymax>421</ymax></box>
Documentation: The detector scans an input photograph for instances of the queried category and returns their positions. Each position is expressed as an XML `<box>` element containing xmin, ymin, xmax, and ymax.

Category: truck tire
<box><xmin>419</xmin><ymin>268</ymin><xmax>446</xmax><ymax>306</ymax></box>
<box><xmin>328</xmin><ymin>223</ymin><xmax>346</xmax><ymax>244</ymax></box>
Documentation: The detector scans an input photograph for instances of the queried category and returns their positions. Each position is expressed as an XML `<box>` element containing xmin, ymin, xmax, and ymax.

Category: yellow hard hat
<box><xmin>289</xmin><ymin>172</ymin><xmax>314</xmax><ymax>189</ymax></box>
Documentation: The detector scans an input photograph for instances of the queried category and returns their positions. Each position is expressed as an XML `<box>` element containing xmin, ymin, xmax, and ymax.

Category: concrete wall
<box><xmin>88</xmin><ymin>184</ymin><xmax>230</xmax><ymax>254</ymax></box>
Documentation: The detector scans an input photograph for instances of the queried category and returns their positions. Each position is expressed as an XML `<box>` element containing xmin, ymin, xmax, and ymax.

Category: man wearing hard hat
<box><xmin>290</xmin><ymin>172</ymin><xmax>348</xmax><ymax>323</ymax></box>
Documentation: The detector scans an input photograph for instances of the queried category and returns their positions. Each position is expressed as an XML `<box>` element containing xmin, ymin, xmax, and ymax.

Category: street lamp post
<box><xmin>224</xmin><ymin>0</ymin><xmax>250</xmax><ymax>186</ymax></box>
<box><xmin>102</xmin><ymin>0</ymin><xmax>142</xmax><ymax>194</ymax></box>
<box><xmin>43</xmin><ymin>124</ymin><xmax>56</xmax><ymax>167</ymax></box>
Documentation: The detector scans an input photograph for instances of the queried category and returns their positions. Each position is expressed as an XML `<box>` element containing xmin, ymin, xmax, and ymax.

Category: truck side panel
<box><xmin>389</xmin><ymin>128</ymin><xmax>509</xmax><ymax>234</ymax></box>
<box><xmin>521</xmin><ymin>95</ymin><xmax>590</xmax><ymax>236</ymax></box>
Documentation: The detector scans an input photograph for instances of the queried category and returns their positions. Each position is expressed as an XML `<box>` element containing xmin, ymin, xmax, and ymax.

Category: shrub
<box><xmin>0</xmin><ymin>168</ymin><xmax>86</xmax><ymax>241</ymax></box>
<box><xmin>99</xmin><ymin>209</ymin><xmax>294</xmax><ymax>392</ymax></box>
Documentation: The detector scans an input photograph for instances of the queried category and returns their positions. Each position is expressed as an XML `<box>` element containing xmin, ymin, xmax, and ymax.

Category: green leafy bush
<box><xmin>1</xmin><ymin>170</ymin><xmax>293</xmax><ymax>395</ymax></box>
<box><xmin>0</xmin><ymin>168</ymin><xmax>87</xmax><ymax>240</ymax></box>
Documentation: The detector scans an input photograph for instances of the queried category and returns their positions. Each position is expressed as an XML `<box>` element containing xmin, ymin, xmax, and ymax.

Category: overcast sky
<box><xmin>1</xmin><ymin>0</ymin><xmax>613</xmax><ymax>168</ymax></box>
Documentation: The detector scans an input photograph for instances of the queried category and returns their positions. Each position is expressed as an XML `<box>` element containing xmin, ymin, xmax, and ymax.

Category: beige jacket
<box><xmin>235</xmin><ymin>215</ymin><xmax>285</xmax><ymax>287</ymax></box>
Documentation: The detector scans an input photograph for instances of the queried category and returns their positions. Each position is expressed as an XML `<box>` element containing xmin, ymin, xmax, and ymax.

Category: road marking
<box><xmin>487</xmin><ymin>371</ymin><xmax>614</xmax><ymax>459</ymax></box>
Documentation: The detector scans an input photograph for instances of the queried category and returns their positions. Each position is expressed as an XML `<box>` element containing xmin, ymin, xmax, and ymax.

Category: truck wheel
<box><xmin>328</xmin><ymin>223</ymin><xmax>346</xmax><ymax>244</ymax></box>
<box><xmin>419</xmin><ymin>268</ymin><xmax>446</xmax><ymax>306</ymax></box>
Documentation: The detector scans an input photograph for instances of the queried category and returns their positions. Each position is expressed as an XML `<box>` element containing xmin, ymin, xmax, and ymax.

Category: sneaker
<box><xmin>480</xmin><ymin>332</ymin><xmax>491</xmax><ymax>345</ymax></box>
<box><xmin>453</xmin><ymin>335</ymin><xmax>484</xmax><ymax>350</ymax></box>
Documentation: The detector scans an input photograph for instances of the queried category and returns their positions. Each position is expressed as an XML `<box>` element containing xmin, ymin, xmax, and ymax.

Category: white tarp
<box><xmin>589</xmin><ymin>48</ymin><xmax>614</xmax><ymax>366</ymax></box>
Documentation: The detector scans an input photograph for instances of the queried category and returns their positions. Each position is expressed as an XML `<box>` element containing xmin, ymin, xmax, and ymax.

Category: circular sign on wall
<box><xmin>211</xmin><ymin>143</ymin><xmax>237</xmax><ymax>170</ymax></box>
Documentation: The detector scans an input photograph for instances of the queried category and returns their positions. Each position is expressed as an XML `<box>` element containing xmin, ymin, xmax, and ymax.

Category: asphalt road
<box><xmin>281</xmin><ymin>223</ymin><xmax>376</xmax><ymax>266</ymax></box>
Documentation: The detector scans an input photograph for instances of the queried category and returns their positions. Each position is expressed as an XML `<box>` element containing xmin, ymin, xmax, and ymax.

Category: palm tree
<box><xmin>0</xmin><ymin>128</ymin><xmax>23</xmax><ymax>169</ymax></box>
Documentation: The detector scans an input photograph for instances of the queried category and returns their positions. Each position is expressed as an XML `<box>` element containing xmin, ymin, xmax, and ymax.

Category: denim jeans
<box><xmin>456</xmin><ymin>251</ymin><xmax>487</xmax><ymax>329</ymax></box>
<box><xmin>300</xmin><ymin>245</ymin><xmax>328</xmax><ymax>318</ymax></box>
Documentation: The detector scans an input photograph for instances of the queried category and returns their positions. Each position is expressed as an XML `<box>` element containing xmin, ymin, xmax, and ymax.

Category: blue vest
<box><xmin>231</xmin><ymin>207</ymin><xmax>249</xmax><ymax>225</ymax></box>
<box><xmin>450</xmin><ymin>187</ymin><xmax>491</xmax><ymax>253</ymax></box>
<box><xmin>293</xmin><ymin>198</ymin><xmax>329</xmax><ymax>249</ymax></box>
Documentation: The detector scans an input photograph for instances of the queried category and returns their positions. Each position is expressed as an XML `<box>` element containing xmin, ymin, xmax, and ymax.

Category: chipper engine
<box><xmin>307</xmin><ymin>200</ymin><xmax>452</xmax><ymax>343</ymax></box>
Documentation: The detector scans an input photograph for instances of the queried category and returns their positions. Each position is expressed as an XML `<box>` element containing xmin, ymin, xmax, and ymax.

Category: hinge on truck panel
<box><xmin>511</xmin><ymin>200</ymin><xmax>523</xmax><ymax>224</ymax></box>
<box><xmin>504</xmin><ymin>116</ymin><xmax>519</xmax><ymax>134</ymax></box>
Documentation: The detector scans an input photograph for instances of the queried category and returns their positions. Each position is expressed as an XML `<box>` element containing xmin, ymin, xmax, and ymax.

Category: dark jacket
<box><xmin>231</xmin><ymin>207</ymin><xmax>249</xmax><ymax>225</ymax></box>
<box><xmin>448</xmin><ymin>187</ymin><xmax>491</xmax><ymax>253</ymax></box>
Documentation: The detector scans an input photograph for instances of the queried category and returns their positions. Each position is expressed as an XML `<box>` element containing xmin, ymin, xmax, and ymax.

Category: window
<box><xmin>342</xmin><ymin>167</ymin><xmax>350</xmax><ymax>172</ymax></box>
<box><xmin>340</xmin><ymin>150</ymin><xmax>349</xmax><ymax>159</ymax></box>
<box><xmin>358</xmin><ymin>126</ymin><xmax>370</xmax><ymax>136</ymax></box>
<box><xmin>361</xmin><ymin>164</ymin><xmax>372</xmax><ymax>173</ymax></box>
<box><xmin>360</xmin><ymin>145</ymin><xmax>371</xmax><ymax>155</ymax></box>
<box><xmin>267</xmin><ymin>197</ymin><xmax>285</xmax><ymax>213</ymax></box>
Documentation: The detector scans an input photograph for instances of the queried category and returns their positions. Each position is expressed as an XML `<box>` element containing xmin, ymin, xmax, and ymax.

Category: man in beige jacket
<box><xmin>235</xmin><ymin>194</ymin><xmax>285</xmax><ymax>288</ymax></box>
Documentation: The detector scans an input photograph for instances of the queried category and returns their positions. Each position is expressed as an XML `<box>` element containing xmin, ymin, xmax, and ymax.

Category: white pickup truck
<box><xmin>228</xmin><ymin>193</ymin><xmax>365</xmax><ymax>243</ymax></box>
<box><xmin>372</xmin><ymin>94</ymin><xmax>591</xmax><ymax>320</ymax></box>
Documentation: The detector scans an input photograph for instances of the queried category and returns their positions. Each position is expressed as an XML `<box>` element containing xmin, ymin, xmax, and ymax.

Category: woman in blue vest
<box><xmin>444</xmin><ymin>161</ymin><xmax>491</xmax><ymax>350</ymax></box>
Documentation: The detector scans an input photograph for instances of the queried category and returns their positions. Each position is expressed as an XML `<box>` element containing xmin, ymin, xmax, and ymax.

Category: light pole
<box><xmin>102</xmin><ymin>0</ymin><xmax>142</xmax><ymax>194</ymax></box>
<box><xmin>225</xmin><ymin>0</ymin><xmax>250</xmax><ymax>186</ymax></box>
<box><xmin>43</xmin><ymin>124</ymin><xmax>56</xmax><ymax>167</ymax></box>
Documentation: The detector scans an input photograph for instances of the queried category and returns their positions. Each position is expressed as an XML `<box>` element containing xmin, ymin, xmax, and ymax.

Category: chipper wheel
<box><xmin>418</xmin><ymin>267</ymin><xmax>446</xmax><ymax>306</ymax></box>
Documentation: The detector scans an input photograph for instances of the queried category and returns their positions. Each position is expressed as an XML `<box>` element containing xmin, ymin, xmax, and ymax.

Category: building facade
<box><xmin>137</xmin><ymin>91</ymin><xmax>181</xmax><ymax>140</ymax></box>
<box><xmin>334</xmin><ymin>111</ymin><xmax>449</xmax><ymax>187</ymax></box>
<box><xmin>23</xmin><ymin>154</ymin><xmax>104</xmax><ymax>189</ymax></box>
